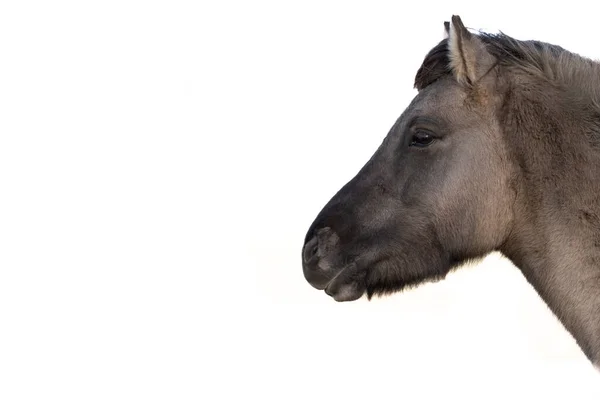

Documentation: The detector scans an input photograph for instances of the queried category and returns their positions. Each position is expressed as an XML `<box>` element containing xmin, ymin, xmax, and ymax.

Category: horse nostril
<box><xmin>303</xmin><ymin>227</ymin><xmax>340</xmax><ymax>267</ymax></box>
<box><xmin>303</xmin><ymin>236</ymin><xmax>319</xmax><ymax>264</ymax></box>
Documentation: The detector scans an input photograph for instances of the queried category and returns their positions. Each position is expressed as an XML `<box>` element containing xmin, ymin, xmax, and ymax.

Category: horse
<box><xmin>301</xmin><ymin>15</ymin><xmax>600</xmax><ymax>367</ymax></box>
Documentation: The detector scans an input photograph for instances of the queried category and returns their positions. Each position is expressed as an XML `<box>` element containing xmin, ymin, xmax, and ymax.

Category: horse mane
<box><xmin>414</xmin><ymin>32</ymin><xmax>600</xmax><ymax>110</ymax></box>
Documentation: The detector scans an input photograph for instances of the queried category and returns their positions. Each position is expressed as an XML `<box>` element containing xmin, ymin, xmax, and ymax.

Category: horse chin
<box><xmin>325</xmin><ymin>283</ymin><xmax>365</xmax><ymax>302</ymax></box>
<box><xmin>324</xmin><ymin>274</ymin><xmax>366</xmax><ymax>302</ymax></box>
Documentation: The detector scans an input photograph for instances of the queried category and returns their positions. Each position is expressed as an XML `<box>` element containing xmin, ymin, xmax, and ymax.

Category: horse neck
<box><xmin>499</xmin><ymin>91</ymin><xmax>600</xmax><ymax>364</ymax></box>
<box><xmin>502</xmin><ymin>219</ymin><xmax>600</xmax><ymax>365</ymax></box>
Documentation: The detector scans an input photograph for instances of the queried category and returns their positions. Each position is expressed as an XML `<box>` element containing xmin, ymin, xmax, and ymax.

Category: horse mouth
<box><xmin>305</xmin><ymin>267</ymin><xmax>365</xmax><ymax>301</ymax></box>
<box><xmin>302</xmin><ymin>231</ymin><xmax>367</xmax><ymax>302</ymax></box>
<box><xmin>325</xmin><ymin>281</ymin><xmax>365</xmax><ymax>302</ymax></box>
<box><xmin>319</xmin><ymin>264</ymin><xmax>366</xmax><ymax>302</ymax></box>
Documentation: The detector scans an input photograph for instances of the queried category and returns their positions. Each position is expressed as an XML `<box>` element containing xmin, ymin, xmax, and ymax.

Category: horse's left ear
<box><xmin>448</xmin><ymin>15</ymin><xmax>495</xmax><ymax>87</ymax></box>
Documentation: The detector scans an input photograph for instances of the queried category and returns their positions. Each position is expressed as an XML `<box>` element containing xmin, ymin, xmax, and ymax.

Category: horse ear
<box><xmin>443</xmin><ymin>21</ymin><xmax>450</xmax><ymax>39</ymax></box>
<box><xmin>447</xmin><ymin>15</ymin><xmax>495</xmax><ymax>86</ymax></box>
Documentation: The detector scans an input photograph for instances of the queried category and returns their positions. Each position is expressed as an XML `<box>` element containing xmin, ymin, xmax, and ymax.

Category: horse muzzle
<box><xmin>302</xmin><ymin>227</ymin><xmax>365</xmax><ymax>301</ymax></box>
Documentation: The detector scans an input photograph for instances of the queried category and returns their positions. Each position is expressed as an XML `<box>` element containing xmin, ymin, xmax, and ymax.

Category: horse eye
<box><xmin>410</xmin><ymin>131</ymin><xmax>435</xmax><ymax>148</ymax></box>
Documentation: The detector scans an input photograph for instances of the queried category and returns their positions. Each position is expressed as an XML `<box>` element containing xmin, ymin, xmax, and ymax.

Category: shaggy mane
<box><xmin>414</xmin><ymin>32</ymin><xmax>600</xmax><ymax>109</ymax></box>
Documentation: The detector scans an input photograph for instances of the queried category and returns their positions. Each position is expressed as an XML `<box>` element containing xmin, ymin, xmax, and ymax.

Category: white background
<box><xmin>1</xmin><ymin>1</ymin><xmax>600</xmax><ymax>399</ymax></box>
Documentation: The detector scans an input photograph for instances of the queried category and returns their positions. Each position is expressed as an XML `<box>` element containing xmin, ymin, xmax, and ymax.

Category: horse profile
<box><xmin>301</xmin><ymin>16</ymin><xmax>600</xmax><ymax>367</ymax></box>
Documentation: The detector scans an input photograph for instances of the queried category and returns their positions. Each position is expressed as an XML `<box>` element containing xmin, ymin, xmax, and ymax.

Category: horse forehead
<box><xmin>411</xmin><ymin>79</ymin><xmax>467</xmax><ymax>112</ymax></box>
<box><xmin>409</xmin><ymin>81</ymin><xmax>496</xmax><ymax>127</ymax></box>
